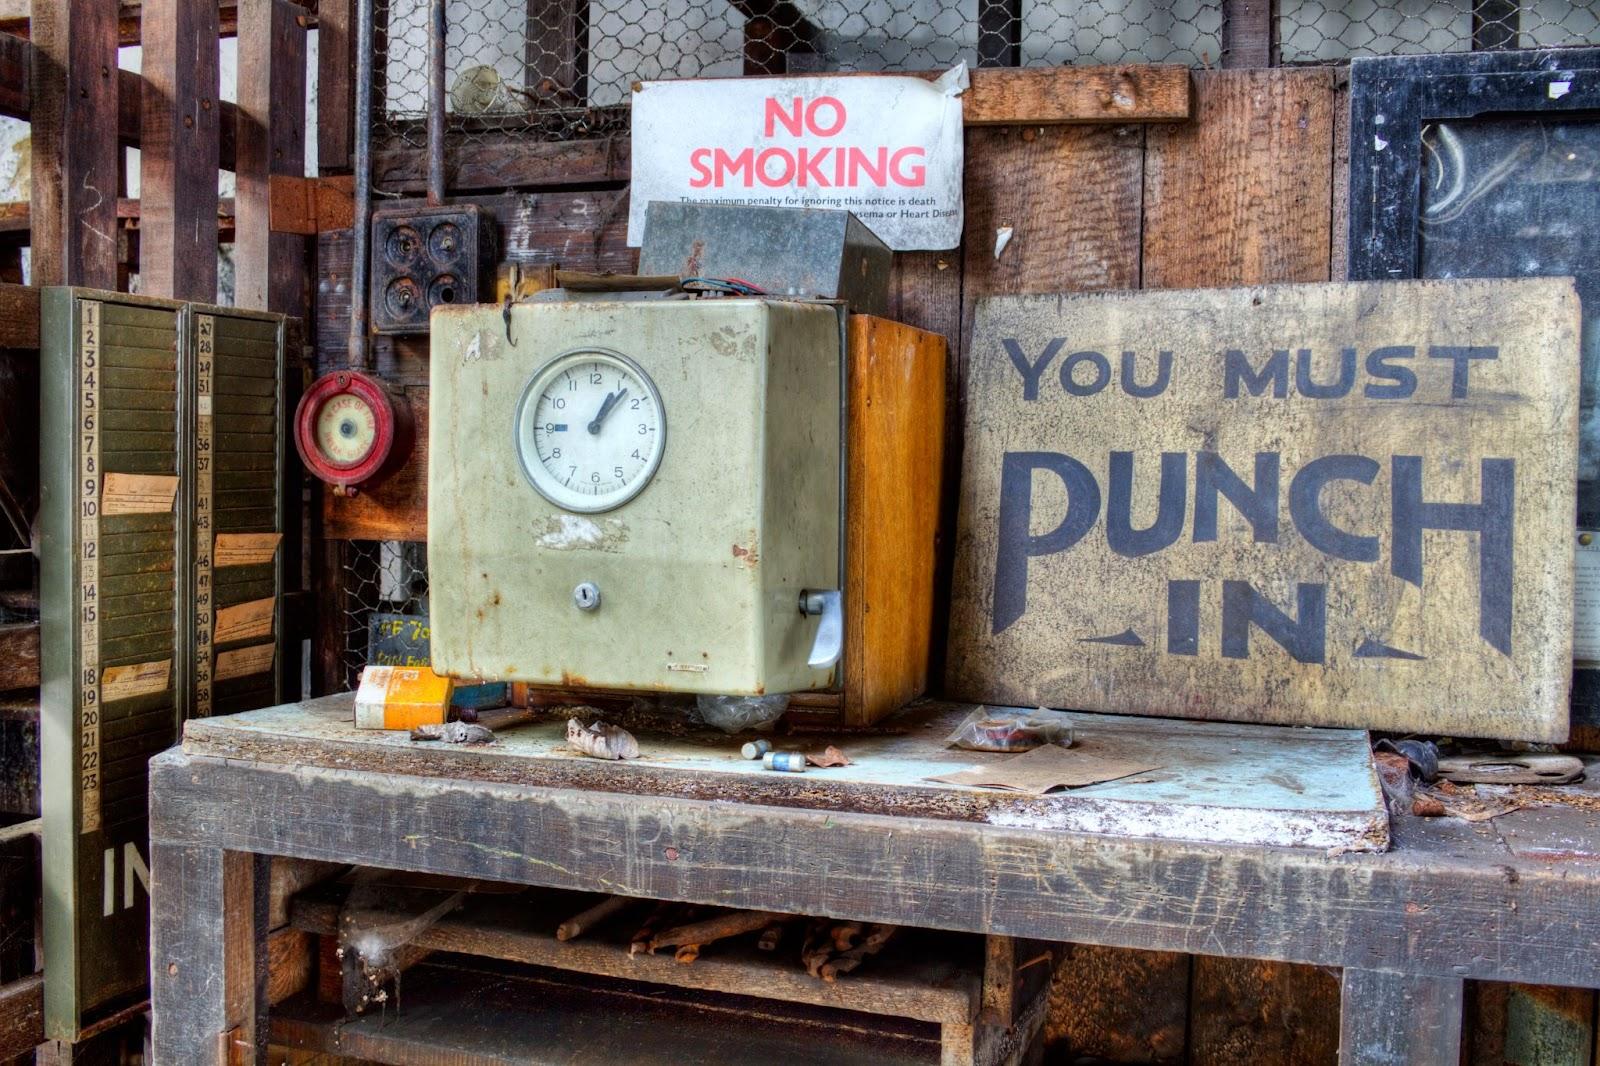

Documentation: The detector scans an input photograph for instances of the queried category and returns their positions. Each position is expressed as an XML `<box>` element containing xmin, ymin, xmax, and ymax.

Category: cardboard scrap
<box><xmin>928</xmin><ymin>743</ymin><xmax>1159</xmax><ymax>795</ymax></box>
<box><xmin>215</xmin><ymin>532</ymin><xmax>282</xmax><ymax>567</ymax></box>
<box><xmin>215</xmin><ymin>642</ymin><xmax>275</xmax><ymax>681</ymax></box>
<box><xmin>100</xmin><ymin>659</ymin><xmax>171</xmax><ymax>702</ymax></box>
<box><xmin>215</xmin><ymin>597</ymin><xmax>275</xmax><ymax>643</ymax></box>
<box><xmin>101</xmin><ymin>473</ymin><xmax>180</xmax><ymax>516</ymax></box>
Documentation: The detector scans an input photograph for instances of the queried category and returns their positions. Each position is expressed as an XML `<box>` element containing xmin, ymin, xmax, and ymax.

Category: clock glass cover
<box><xmin>513</xmin><ymin>348</ymin><xmax>666</xmax><ymax>513</ymax></box>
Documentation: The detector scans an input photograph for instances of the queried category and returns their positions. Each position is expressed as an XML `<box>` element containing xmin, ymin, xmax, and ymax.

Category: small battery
<box><xmin>741</xmin><ymin>739</ymin><xmax>773</xmax><ymax>760</ymax></box>
<box><xmin>762</xmin><ymin>751</ymin><xmax>807</xmax><ymax>773</ymax></box>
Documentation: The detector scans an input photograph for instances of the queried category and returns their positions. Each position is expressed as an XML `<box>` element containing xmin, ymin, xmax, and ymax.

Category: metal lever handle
<box><xmin>800</xmin><ymin>589</ymin><xmax>843</xmax><ymax>670</ymax></box>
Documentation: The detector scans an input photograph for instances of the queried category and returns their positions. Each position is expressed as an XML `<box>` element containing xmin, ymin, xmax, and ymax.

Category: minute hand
<box><xmin>587</xmin><ymin>387</ymin><xmax>628</xmax><ymax>434</ymax></box>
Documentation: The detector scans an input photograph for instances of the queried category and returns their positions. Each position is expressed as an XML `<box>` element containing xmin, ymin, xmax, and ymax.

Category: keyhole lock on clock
<box><xmin>573</xmin><ymin>582</ymin><xmax>601</xmax><ymax>611</ymax></box>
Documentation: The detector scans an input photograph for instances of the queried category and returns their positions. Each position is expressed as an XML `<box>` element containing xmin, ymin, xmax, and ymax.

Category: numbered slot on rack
<box><xmin>204</xmin><ymin>312</ymin><xmax>283</xmax><ymax>713</ymax></box>
<box><xmin>88</xmin><ymin>298</ymin><xmax>181</xmax><ymax>832</ymax></box>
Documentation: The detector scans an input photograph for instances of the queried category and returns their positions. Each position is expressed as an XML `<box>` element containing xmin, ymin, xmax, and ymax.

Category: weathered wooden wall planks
<box><xmin>138</xmin><ymin>0</ymin><xmax>222</xmax><ymax>301</ymax></box>
<box><xmin>959</xmin><ymin>123</ymin><xmax>1145</xmax><ymax>371</ymax></box>
<box><xmin>27</xmin><ymin>0</ymin><xmax>120</xmax><ymax>288</ymax></box>
<box><xmin>1143</xmin><ymin>69</ymin><xmax>1335</xmax><ymax>290</ymax></box>
<box><xmin>234</xmin><ymin>0</ymin><xmax>309</xmax><ymax>313</ymax></box>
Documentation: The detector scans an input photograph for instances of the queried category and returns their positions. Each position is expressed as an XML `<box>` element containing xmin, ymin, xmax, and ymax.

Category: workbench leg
<box><xmin>1338</xmin><ymin>969</ymin><xmax>1464</xmax><ymax>1066</ymax></box>
<box><xmin>941</xmin><ymin>935</ymin><xmax>1055</xmax><ymax>1065</ymax></box>
<box><xmin>149</xmin><ymin>845</ymin><xmax>268</xmax><ymax>1065</ymax></box>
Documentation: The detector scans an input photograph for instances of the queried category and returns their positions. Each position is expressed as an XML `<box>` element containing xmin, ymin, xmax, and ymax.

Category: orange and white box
<box><xmin>353</xmin><ymin>664</ymin><xmax>454</xmax><ymax>730</ymax></box>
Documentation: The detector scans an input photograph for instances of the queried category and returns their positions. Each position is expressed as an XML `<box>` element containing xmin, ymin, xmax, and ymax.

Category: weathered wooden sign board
<box><xmin>948</xmin><ymin>279</ymin><xmax>1580</xmax><ymax>741</ymax></box>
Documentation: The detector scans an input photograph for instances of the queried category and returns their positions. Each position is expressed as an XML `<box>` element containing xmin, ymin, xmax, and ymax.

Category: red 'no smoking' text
<box><xmin>688</xmin><ymin>96</ymin><xmax>928</xmax><ymax>189</ymax></box>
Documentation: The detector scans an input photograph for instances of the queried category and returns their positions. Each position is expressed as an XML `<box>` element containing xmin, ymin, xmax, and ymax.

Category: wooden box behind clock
<box><xmin>832</xmin><ymin>313</ymin><xmax>947</xmax><ymax>725</ymax></box>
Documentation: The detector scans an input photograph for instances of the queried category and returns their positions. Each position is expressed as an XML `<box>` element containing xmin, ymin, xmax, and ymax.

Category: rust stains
<box><xmin>732</xmin><ymin>542</ymin><xmax>760</xmax><ymax>568</ymax></box>
<box><xmin>708</xmin><ymin>325</ymin><xmax>740</xmax><ymax>357</ymax></box>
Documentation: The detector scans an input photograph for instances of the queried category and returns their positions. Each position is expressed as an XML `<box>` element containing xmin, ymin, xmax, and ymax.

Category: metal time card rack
<box><xmin>39</xmin><ymin>287</ymin><xmax>287</xmax><ymax>1040</ymax></box>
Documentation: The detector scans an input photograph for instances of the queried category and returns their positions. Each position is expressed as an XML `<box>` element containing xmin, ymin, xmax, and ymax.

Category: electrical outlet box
<box><xmin>370</xmin><ymin>203</ymin><xmax>495</xmax><ymax>333</ymax></box>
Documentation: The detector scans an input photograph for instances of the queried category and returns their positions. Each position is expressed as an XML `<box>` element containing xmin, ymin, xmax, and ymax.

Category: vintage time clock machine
<box><xmin>427</xmin><ymin>206</ymin><xmax>946</xmax><ymax>724</ymax></box>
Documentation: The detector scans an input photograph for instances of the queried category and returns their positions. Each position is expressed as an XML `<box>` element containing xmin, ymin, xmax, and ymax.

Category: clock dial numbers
<box><xmin>514</xmin><ymin>350</ymin><xmax>666</xmax><ymax>513</ymax></box>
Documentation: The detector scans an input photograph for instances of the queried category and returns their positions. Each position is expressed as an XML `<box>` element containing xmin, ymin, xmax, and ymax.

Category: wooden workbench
<box><xmin>148</xmin><ymin>696</ymin><xmax>1600</xmax><ymax>1065</ymax></box>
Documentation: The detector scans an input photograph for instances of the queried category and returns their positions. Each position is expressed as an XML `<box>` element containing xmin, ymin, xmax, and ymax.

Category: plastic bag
<box><xmin>945</xmin><ymin>706</ymin><xmax>1073</xmax><ymax>752</ymax></box>
<box><xmin>694</xmin><ymin>693</ymin><xmax>790</xmax><ymax>734</ymax></box>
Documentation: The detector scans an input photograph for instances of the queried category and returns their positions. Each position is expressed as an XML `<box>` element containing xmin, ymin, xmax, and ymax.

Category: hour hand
<box><xmin>587</xmin><ymin>387</ymin><xmax>628</xmax><ymax>434</ymax></box>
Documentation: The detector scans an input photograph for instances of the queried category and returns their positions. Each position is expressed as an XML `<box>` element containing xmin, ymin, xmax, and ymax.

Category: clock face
<box><xmin>314</xmin><ymin>391</ymin><xmax>380</xmax><ymax>467</ymax></box>
<box><xmin>513</xmin><ymin>348</ymin><xmax>666</xmax><ymax>513</ymax></box>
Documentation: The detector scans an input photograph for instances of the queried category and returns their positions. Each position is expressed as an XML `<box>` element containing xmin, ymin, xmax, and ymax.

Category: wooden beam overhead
<box><xmin>0</xmin><ymin>201</ymin><xmax>240</xmax><ymax>250</ymax></box>
<box><xmin>692</xmin><ymin>65</ymin><xmax>1192</xmax><ymax>125</ymax></box>
<box><xmin>372</xmin><ymin>67</ymin><xmax>1189</xmax><ymax>195</ymax></box>
<box><xmin>959</xmin><ymin>65</ymin><xmax>1191</xmax><ymax>125</ymax></box>
<box><xmin>0</xmin><ymin>37</ymin><xmax>238</xmax><ymax>173</ymax></box>
<box><xmin>0</xmin><ymin>0</ymin><xmax>318</xmax><ymax>45</ymax></box>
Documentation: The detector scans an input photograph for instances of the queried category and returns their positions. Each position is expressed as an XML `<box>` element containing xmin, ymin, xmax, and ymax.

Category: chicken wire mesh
<box><xmin>372</xmin><ymin>0</ymin><xmax>1227</xmax><ymax>151</ymax></box>
<box><xmin>368</xmin><ymin>0</ymin><xmax>1600</xmax><ymax>154</ymax></box>
<box><xmin>336</xmin><ymin>540</ymin><xmax>430</xmax><ymax>690</ymax></box>
<box><xmin>1280</xmin><ymin>0</ymin><xmax>1600</xmax><ymax>62</ymax></box>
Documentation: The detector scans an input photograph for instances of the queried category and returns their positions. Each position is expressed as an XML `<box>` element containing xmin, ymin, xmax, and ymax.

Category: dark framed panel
<box><xmin>1349</xmin><ymin>47</ymin><xmax>1600</xmax><ymax>524</ymax></box>
<box><xmin>1350</xmin><ymin>49</ymin><xmax>1600</xmax><ymax>733</ymax></box>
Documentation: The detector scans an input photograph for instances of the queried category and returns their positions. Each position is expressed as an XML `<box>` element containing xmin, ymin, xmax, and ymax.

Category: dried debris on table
<box><xmin>805</xmin><ymin>745</ymin><xmax>852</xmax><ymax>768</ymax></box>
<box><xmin>1376</xmin><ymin>741</ymin><xmax>1597</xmax><ymax>822</ymax></box>
<box><xmin>409</xmin><ymin>721</ymin><xmax>497</xmax><ymax>744</ymax></box>
<box><xmin>1437</xmin><ymin>752</ymin><xmax>1584</xmax><ymax>785</ymax></box>
<box><xmin>1406</xmin><ymin>779</ymin><xmax>1600</xmax><ymax>822</ymax></box>
<box><xmin>566</xmin><ymin>717</ymin><xmax>641</xmax><ymax>760</ymax></box>
<box><xmin>1409</xmin><ymin>780</ymin><xmax>1525</xmax><ymax>821</ymax></box>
